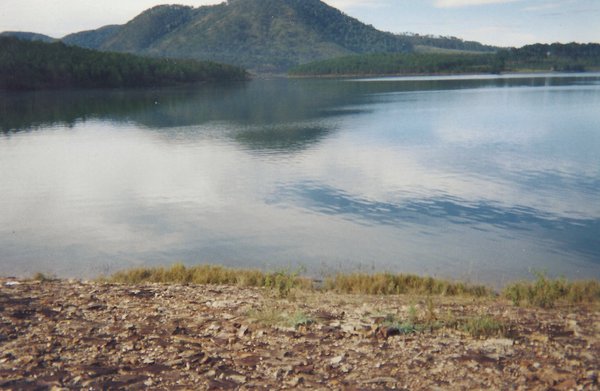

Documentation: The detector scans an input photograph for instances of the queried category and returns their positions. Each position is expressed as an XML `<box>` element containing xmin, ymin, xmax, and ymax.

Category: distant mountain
<box><xmin>60</xmin><ymin>0</ymin><xmax>493</xmax><ymax>73</ymax></box>
<box><xmin>0</xmin><ymin>31</ymin><xmax>56</xmax><ymax>43</ymax></box>
<box><xmin>62</xmin><ymin>25</ymin><xmax>121</xmax><ymax>49</ymax></box>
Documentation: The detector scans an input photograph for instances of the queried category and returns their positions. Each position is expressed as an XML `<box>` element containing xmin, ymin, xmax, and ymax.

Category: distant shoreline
<box><xmin>288</xmin><ymin>69</ymin><xmax>600</xmax><ymax>80</ymax></box>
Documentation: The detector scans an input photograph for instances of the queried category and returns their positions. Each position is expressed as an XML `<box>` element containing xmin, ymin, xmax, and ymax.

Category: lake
<box><xmin>1</xmin><ymin>73</ymin><xmax>599</xmax><ymax>286</ymax></box>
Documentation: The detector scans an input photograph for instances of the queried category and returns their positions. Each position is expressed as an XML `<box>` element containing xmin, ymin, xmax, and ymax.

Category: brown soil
<box><xmin>1</xmin><ymin>278</ymin><xmax>598</xmax><ymax>390</ymax></box>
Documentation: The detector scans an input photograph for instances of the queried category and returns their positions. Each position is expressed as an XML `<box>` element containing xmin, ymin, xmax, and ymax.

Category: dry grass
<box><xmin>104</xmin><ymin>264</ymin><xmax>599</xmax><ymax>307</ymax></box>
<box><xmin>459</xmin><ymin>315</ymin><xmax>507</xmax><ymax>338</ymax></box>
<box><xmin>105</xmin><ymin>263</ymin><xmax>312</xmax><ymax>298</ymax></box>
<box><xmin>503</xmin><ymin>273</ymin><xmax>600</xmax><ymax>308</ymax></box>
<box><xmin>324</xmin><ymin>272</ymin><xmax>491</xmax><ymax>298</ymax></box>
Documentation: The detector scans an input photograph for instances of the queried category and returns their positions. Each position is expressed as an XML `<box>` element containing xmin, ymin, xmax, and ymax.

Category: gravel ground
<box><xmin>1</xmin><ymin>278</ymin><xmax>598</xmax><ymax>390</ymax></box>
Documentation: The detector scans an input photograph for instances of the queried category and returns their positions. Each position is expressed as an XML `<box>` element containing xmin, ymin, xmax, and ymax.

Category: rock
<box><xmin>237</xmin><ymin>326</ymin><xmax>249</xmax><ymax>338</ymax></box>
<box><xmin>330</xmin><ymin>355</ymin><xmax>344</xmax><ymax>365</ymax></box>
<box><xmin>228</xmin><ymin>374</ymin><xmax>247</xmax><ymax>384</ymax></box>
<box><xmin>483</xmin><ymin>338</ymin><xmax>514</xmax><ymax>348</ymax></box>
<box><xmin>361</xmin><ymin>377</ymin><xmax>398</xmax><ymax>384</ymax></box>
<box><xmin>86</xmin><ymin>302</ymin><xmax>105</xmax><ymax>310</ymax></box>
<box><xmin>567</xmin><ymin>319</ymin><xmax>582</xmax><ymax>337</ymax></box>
<box><xmin>375</xmin><ymin>326</ymin><xmax>401</xmax><ymax>338</ymax></box>
<box><xmin>287</xmin><ymin>377</ymin><xmax>304</xmax><ymax>387</ymax></box>
<box><xmin>555</xmin><ymin>378</ymin><xmax>577</xmax><ymax>390</ymax></box>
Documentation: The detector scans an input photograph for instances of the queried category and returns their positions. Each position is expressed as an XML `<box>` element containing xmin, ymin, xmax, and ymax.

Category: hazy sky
<box><xmin>1</xmin><ymin>0</ymin><xmax>599</xmax><ymax>47</ymax></box>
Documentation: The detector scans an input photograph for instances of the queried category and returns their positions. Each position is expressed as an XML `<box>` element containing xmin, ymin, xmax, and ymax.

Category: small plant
<box><xmin>425</xmin><ymin>297</ymin><xmax>437</xmax><ymax>323</ymax></box>
<box><xmin>382</xmin><ymin>313</ymin><xmax>421</xmax><ymax>335</ymax></box>
<box><xmin>247</xmin><ymin>307</ymin><xmax>285</xmax><ymax>326</ymax></box>
<box><xmin>460</xmin><ymin>315</ymin><xmax>506</xmax><ymax>338</ymax></box>
<box><xmin>264</xmin><ymin>270</ymin><xmax>299</xmax><ymax>298</ymax></box>
<box><xmin>31</xmin><ymin>272</ymin><xmax>54</xmax><ymax>282</ymax></box>
<box><xmin>407</xmin><ymin>304</ymin><xmax>418</xmax><ymax>325</ymax></box>
<box><xmin>287</xmin><ymin>311</ymin><xmax>314</xmax><ymax>329</ymax></box>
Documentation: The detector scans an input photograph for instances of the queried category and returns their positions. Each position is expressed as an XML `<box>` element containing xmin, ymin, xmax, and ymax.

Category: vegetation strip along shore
<box><xmin>100</xmin><ymin>264</ymin><xmax>600</xmax><ymax>308</ymax></box>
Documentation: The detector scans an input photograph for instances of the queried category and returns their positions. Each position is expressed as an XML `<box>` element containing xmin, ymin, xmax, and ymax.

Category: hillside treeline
<box><xmin>502</xmin><ymin>43</ymin><xmax>600</xmax><ymax>72</ymax></box>
<box><xmin>290</xmin><ymin>43</ymin><xmax>600</xmax><ymax>76</ymax></box>
<box><xmin>289</xmin><ymin>52</ymin><xmax>502</xmax><ymax>76</ymax></box>
<box><xmin>0</xmin><ymin>37</ymin><xmax>248</xmax><ymax>90</ymax></box>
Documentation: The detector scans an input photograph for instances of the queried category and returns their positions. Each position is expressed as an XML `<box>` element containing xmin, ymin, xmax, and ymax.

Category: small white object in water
<box><xmin>4</xmin><ymin>281</ymin><xmax>21</xmax><ymax>286</ymax></box>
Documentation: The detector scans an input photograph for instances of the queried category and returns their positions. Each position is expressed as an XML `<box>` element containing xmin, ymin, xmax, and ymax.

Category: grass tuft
<box><xmin>459</xmin><ymin>315</ymin><xmax>506</xmax><ymax>338</ymax></box>
<box><xmin>324</xmin><ymin>273</ymin><xmax>491</xmax><ymax>297</ymax></box>
<box><xmin>503</xmin><ymin>272</ymin><xmax>600</xmax><ymax>308</ymax></box>
<box><xmin>105</xmin><ymin>263</ymin><xmax>311</xmax><ymax>298</ymax></box>
<box><xmin>31</xmin><ymin>272</ymin><xmax>55</xmax><ymax>282</ymax></box>
<box><xmin>287</xmin><ymin>311</ymin><xmax>314</xmax><ymax>329</ymax></box>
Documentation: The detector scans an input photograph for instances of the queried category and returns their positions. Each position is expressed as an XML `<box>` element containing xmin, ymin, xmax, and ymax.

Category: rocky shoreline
<box><xmin>1</xmin><ymin>278</ymin><xmax>598</xmax><ymax>390</ymax></box>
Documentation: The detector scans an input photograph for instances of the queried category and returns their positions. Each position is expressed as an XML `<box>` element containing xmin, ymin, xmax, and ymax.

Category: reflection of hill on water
<box><xmin>0</xmin><ymin>85</ymin><xmax>243</xmax><ymax>133</ymax></box>
<box><xmin>3</xmin><ymin>76</ymin><xmax>590</xmax><ymax>153</ymax></box>
<box><xmin>234</xmin><ymin>125</ymin><xmax>332</xmax><ymax>154</ymax></box>
<box><xmin>2</xmin><ymin>76</ymin><xmax>582</xmax><ymax>133</ymax></box>
<box><xmin>0</xmin><ymin>79</ymin><xmax>368</xmax><ymax>153</ymax></box>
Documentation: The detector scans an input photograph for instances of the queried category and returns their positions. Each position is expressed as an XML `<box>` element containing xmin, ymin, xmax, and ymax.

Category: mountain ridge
<box><xmin>59</xmin><ymin>0</ymin><xmax>493</xmax><ymax>73</ymax></box>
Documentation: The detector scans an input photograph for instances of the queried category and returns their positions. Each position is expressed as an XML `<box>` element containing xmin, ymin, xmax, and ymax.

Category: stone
<box><xmin>330</xmin><ymin>355</ymin><xmax>344</xmax><ymax>365</ymax></box>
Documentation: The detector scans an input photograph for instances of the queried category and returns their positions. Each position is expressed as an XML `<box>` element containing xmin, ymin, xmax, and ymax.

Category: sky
<box><xmin>1</xmin><ymin>0</ymin><xmax>599</xmax><ymax>47</ymax></box>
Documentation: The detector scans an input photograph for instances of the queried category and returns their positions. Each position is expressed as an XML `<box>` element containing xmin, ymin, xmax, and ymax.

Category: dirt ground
<box><xmin>1</xmin><ymin>278</ymin><xmax>598</xmax><ymax>390</ymax></box>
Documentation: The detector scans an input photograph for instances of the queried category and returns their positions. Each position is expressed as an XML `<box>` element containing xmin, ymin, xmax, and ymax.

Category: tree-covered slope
<box><xmin>289</xmin><ymin>43</ymin><xmax>600</xmax><ymax>77</ymax></box>
<box><xmin>0</xmin><ymin>37</ymin><xmax>248</xmax><ymax>90</ymax></box>
<box><xmin>62</xmin><ymin>25</ymin><xmax>121</xmax><ymax>49</ymax></box>
<box><xmin>100</xmin><ymin>5</ymin><xmax>195</xmax><ymax>52</ymax></box>
<box><xmin>503</xmin><ymin>43</ymin><xmax>600</xmax><ymax>72</ymax></box>
<box><xmin>290</xmin><ymin>52</ymin><xmax>501</xmax><ymax>76</ymax></box>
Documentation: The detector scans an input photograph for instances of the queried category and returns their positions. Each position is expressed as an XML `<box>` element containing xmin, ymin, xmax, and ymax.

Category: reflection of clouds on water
<box><xmin>1</xmin><ymin>75</ymin><xmax>600</xmax><ymax>282</ymax></box>
<box><xmin>296</xmin><ymin>140</ymin><xmax>600</xmax><ymax>221</ymax></box>
<box><xmin>267</xmin><ymin>180</ymin><xmax>600</xmax><ymax>262</ymax></box>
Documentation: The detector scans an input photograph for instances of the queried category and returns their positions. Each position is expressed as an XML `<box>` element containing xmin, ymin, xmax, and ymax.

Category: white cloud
<box><xmin>434</xmin><ymin>0</ymin><xmax>521</xmax><ymax>7</ymax></box>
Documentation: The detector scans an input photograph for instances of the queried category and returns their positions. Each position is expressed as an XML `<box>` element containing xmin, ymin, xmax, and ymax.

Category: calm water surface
<box><xmin>1</xmin><ymin>73</ymin><xmax>599</xmax><ymax>285</ymax></box>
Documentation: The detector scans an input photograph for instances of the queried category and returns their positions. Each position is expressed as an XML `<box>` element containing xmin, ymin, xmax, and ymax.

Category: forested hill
<box><xmin>0</xmin><ymin>37</ymin><xmax>248</xmax><ymax>91</ymax></box>
<box><xmin>0</xmin><ymin>31</ymin><xmax>56</xmax><ymax>43</ymax></box>
<box><xmin>290</xmin><ymin>43</ymin><xmax>600</xmax><ymax>77</ymax></box>
<box><xmin>61</xmin><ymin>0</ymin><xmax>493</xmax><ymax>73</ymax></box>
<box><xmin>61</xmin><ymin>0</ymin><xmax>410</xmax><ymax>73</ymax></box>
